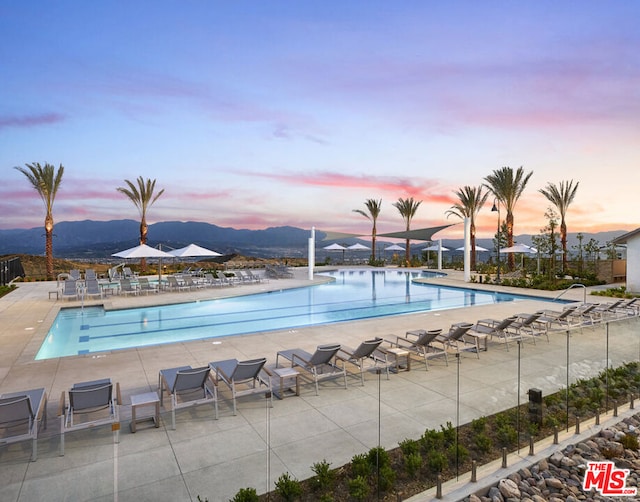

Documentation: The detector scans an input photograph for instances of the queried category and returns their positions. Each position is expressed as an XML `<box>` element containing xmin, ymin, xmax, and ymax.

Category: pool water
<box><xmin>37</xmin><ymin>269</ymin><xmax>547</xmax><ymax>359</ymax></box>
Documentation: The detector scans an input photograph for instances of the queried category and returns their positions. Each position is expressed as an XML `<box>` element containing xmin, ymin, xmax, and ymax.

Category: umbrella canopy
<box><xmin>112</xmin><ymin>244</ymin><xmax>174</xmax><ymax>259</ymax></box>
<box><xmin>347</xmin><ymin>243</ymin><xmax>370</xmax><ymax>250</ymax></box>
<box><xmin>422</xmin><ymin>244</ymin><xmax>450</xmax><ymax>252</ymax></box>
<box><xmin>500</xmin><ymin>243</ymin><xmax>537</xmax><ymax>254</ymax></box>
<box><xmin>455</xmin><ymin>245</ymin><xmax>489</xmax><ymax>252</ymax></box>
<box><xmin>323</xmin><ymin>243</ymin><xmax>347</xmax><ymax>250</ymax></box>
<box><xmin>168</xmin><ymin>243</ymin><xmax>222</xmax><ymax>258</ymax></box>
<box><xmin>385</xmin><ymin>244</ymin><xmax>405</xmax><ymax>251</ymax></box>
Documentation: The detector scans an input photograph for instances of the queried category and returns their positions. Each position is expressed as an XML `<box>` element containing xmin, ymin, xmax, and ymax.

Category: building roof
<box><xmin>612</xmin><ymin>227</ymin><xmax>640</xmax><ymax>245</ymax></box>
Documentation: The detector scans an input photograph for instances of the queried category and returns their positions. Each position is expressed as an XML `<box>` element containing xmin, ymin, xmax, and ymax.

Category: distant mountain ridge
<box><xmin>0</xmin><ymin>219</ymin><xmax>630</xmax><ymax>259</ymax></box>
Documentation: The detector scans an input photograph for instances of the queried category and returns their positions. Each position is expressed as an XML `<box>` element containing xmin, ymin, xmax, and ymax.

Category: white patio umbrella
<box><xmin>500</xmin><ymin>243</ymin><xmax>537</xmax><ymax>269</ymax></box>
<box><xmin>385</xmin><ymin>244</ymin><xmax>405</xmax><ymax>251</ymax></box>
<box><xmin>347</xmin><ymin>243</ymin><xmax>370</xmax><ymax>250</ymax></box>
<box><xmin>455</xmin><ymin>245</ymin><xmax>489</xmax><ymax>252</ymax></box>
<box><xmin>112</xmin><ymin>244</ymin><xmax>174</xmax><ymax>283</ymax></box>
<box><xmin>168</xmin><ymin>243</ymin><xmax>222</xmax><ymax>258</ymax></box>
<box><xmin>422</xmin><ymin>244</ymin><xmax>450</xmax><ymax>251</ymax></box>
<box><xmin>323</xmin><ymin>243</ymin><xmax>347</xmax><ymax>263</ymax></box>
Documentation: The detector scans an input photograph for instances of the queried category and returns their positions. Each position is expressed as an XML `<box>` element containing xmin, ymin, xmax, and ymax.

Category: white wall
<box><xmin>627</xmin><ymin>233</ymin><xmax>640</xmax><ymax>293</ymax></box>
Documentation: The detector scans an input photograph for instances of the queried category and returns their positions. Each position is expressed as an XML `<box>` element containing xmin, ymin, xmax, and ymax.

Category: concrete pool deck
<box><xmin>0</xmin><ymin>267</ymin><xmax>637</xmax><ymax>501</ymax></box>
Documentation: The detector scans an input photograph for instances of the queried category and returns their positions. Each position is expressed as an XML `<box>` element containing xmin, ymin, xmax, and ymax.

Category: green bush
<box><xmin>441</xmin><ymin>421</ymin><xmax>456</xmax><ymax>445</ymax></box>
<box><xmin>405</xmin><ymin>452</ymin><xmax>422</xmax><ymax>478</ymax></box>
<box><xmin>377</xmin><ymin>464</ymin><xmax>396</xmax><ymax>492</ymax></box>
<box><xmin>421</xmin><ymin>428</ymin><xmax>445</xmax><ymax>451</ymax></box>
<box><xmin>399</xmin><ymin>438</ymin><xmax>420</xmax><ymax>456</ymax></box>
<box><xmin>474</xmin><ymin>432</ymin><xmax>493</xmax><ymax>453</ymax></box>
<box><xmin>426</xmin><ymin>450</ymin><xmax>448</xmax><ymax>473</ymax></box>
<box><xmin>229</xmin><ymin>487</ymin><xmax>259</xmax><ymax>502</ymax></box>
<box><xmin>367</xmin><ymin>446</ymin><xmax>390</xmax><ymax>469</ymax></box>
<box><xmin>274</xmin><ymin>472</ymin><xmax>302</xmax><ymax>501</ymax></box>
<box><xmin>311</xmin><ymin>459</ymin><xmax>335</xmax><ymax>492</ymax></box>
<box><xmin>471</xmin><ymin>416</ymin><xmax>487</xmax><ymax>434</ymax></box>
<box><xmin>348</xmin><ymin>475</ymin><xmax>370</xmax><ymax>501</ymax></box>
<box><xmin>447</xmin><ymin>443</ymin><xmax>469</xmax><ymax>465</ymax></box>
<box><xmin>620</xmin><ymin>433</ymin><xmax>639</xmax><ymax>450</ymax></box>
<box><xmin>350</xmin><ymin>453</ymin><xmax>371</xmax><ymax>478</ymax></box>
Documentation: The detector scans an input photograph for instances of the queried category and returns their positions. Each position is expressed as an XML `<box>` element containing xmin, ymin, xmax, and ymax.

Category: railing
<box><xmin>0</xmin><ymin>257</ymin><xmax>25</xmax><ymax>286</ymax></box>
<box><xmin>553</xmin><ymin>283</ymin><xmax>587</xmax><ymax>303</ymax></box>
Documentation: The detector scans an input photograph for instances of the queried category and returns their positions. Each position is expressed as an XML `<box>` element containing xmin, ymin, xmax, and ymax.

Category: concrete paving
<box><xmin>0</xmin><ymin>267</ymin><xmax>637</xmax><ymax>501</ymax></box>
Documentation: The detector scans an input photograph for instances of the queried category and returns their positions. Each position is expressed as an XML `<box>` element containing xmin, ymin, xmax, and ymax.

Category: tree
<box><xmin>393</xmin><ymin>197</ymin><xmax>422</xmax><ymax>266</ymax></box>
<box><xmin>484</xmin><ymin>166</ymin><xmax>533</xmax><ymax>271</ymax></box>
<box><xmin>353</xmin><ymin>199</ymin><xmax>382</xmax><ymax>263</ymax></box>
<box><xmin>539</xmin><ymin>180</ymin><xmax>579</xmax><ymax>273</ymax></box>
<box><xmin>14</xmin><ymin>162</ymin><xmax>64</xmax><ymax>280</ymax></box>
<box><xmin>445</xmin><ymin>186</ymin><xmax>489</xmax><ymax>270</ymax></box>
<box><xmin>116</xmin><ymin>177</ymin><xmax>165</xmax><ymax>271</ymax></box>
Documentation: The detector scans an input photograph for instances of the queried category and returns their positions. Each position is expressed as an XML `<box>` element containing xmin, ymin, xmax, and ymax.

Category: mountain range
<box><xmin>0</xmin><ymin>219</ymin><xmax>629</xmax><ymax>259</ymax></box>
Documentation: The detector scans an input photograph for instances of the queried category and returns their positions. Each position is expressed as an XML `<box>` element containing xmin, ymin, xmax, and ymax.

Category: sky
<box><xmin>1</xmin><ymin>1</ymin><xmax>639</xmax><ymax>243</ymax></box>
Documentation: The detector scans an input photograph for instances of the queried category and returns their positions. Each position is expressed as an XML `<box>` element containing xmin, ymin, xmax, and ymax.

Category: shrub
<box><xmin>620</xmin><ymin>433</ymin><xmax>640</xmax><ymax>450</ymax></box>
<box><xmin>367</xmin><ymin>446</ymin><xmax>390</xmax><ymax>469</ymax></box>
<box><xmin>471</xmin><ymin>416</ymin><xmax>487</xmax><ymax>434</ymax></box>
<box><xmin>399</xmin><ymin>438</ymin><xmax>420</xmax><ymax>456</ymax></box>
<box><xmin>474</xmin><ymin>432</ymin><xmax>493</xmax><ymax>454</ymax></box>
<box><xmin>405</xmin><ymin>452</ymin><xmax>422</xmax><ymax>478</ymax></box>
<box><xmin>441</xmin><ymin>421</ymin><xmax>456</xmax><ymax>445</ymax></box>
<box><xmin>350</xmin><ymin>453</ymin><xmax>371</xmax><ymax>478</ymax></box>
<box><xmin>311</xmin><ymin>459</ymin><xmax>335</xmax><ymax>492</ymax></box>
<box><xmin>274</xmin><ymin>472</ymin><xmax>302</xmax><ymax>501</ymax></box>
<box><xmin>229</xmin><ymin>488</ymin><xmax>259</xmax><ymax>502</ymax></box>
<box><xmin>496</xmin><ymin>423</ymin><xmax>517</xmax><ymax>447</ymax></box>
<box><xmin>348</xmin><ymin>475</ymin><xmax>370</xmax><ymax>501</ymax></box>
<box><xmin>377</xmin><ymin>464</ymin><xmax>396</xmax><ymax>492</ymax></box>
<box><xmin>426</xmin><ymin>450</ymin><xmax>448</xmax><ymax>473</ymax></box>
<box><xmin>447</xmin><ymin>443</ymin><xmax>469</xmax><ymax>465</ymax></box>
<box><xmin>421</xmin><ymin>428</ymin><xmax>445</xmax><ymax>451</ymax></box>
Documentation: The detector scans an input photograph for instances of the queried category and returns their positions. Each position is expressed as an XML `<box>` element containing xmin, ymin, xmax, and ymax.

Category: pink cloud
<box><xmin>0</xmin><ymin>112</ymin><xmax>65</xmax><ymax>130</ymax></box>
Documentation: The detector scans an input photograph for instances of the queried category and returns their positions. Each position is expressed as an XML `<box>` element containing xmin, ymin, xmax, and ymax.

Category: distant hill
<box><xmin>0</xmin><ymin>219</ymin><xmax>631</xmax><ymax>259</ymax></box>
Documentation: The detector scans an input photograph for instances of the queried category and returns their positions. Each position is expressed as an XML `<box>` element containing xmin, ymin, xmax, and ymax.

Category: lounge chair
<box><xmin>434</xmin><ymin>323</ymin><xmax>479</xmax><ymax>358</ymax></box>
<box><xmin>69</xmin><ymin>269</ymin><xmax>81</xmax><ymax>280</ymax></box>
<box><xmin>246</xmin><ymin>270</ymin><xmax>265</xmax><ymax>283</ymax></box>
<box><xmin>138</xmin><ymin>277</ymin><xmax>159</xmax><ymax>294</ymax></box>
<box><xmin>158</xmin><ymin>366</ymin><xmax>217</xmax><ymax>429</ymax></box>
<box><xmin>61</xmin><ymin>279</ymin><xmax>78</xmax><ymax>300</ymax></box>
<box><xmin>123</xmin><ymin>267</ymin><xmax>136</xmax><ymax>279</ymax></box>
<box><xmin>591</xmin><ymin>300</ymin><xmax>628</xmax><ymax>321</ymax></box>
<box><xmin>276</xmin><ymin>344</ymin><xmax>347</xmax><ymax>395</ymax></box>
<box><xmin>182</xmin><ymin>276</ymin><xmax>202</xmax><ymax>290</ymax></box>
<box><xmin>0</xmin><ymin>388</ymin><xmax>47</xmax><ymax>461</ymax></box>
<box><xmin>536</xmin><ymin>305</ymin><xmax>582</xmax><ymax>331</ymax></box>
<box><xmin>59</xmin><ymin>378</ymin><xmax>120</xmax><ymax>455</ymax></box>
<box><xmin>337</xmin><ymin>337</ymin><xmax>388</xmax><ymax>384</ymax></box>
<box><xmin>387</xmin><ymin>329</ymin><xmax>448</xmax><ymax>370</ymax></box>
<box><xmin>83</xmin><ymin>278</ymin><xmax>103</xmax><ymax>299</ymax></box>
<box><xmin>119</xmin><ymin>278</ymin><xmax>139</xmax><ymax>296</ymax></box>
<box><xmin>208</xmin><ymin>358</ymin><xmax>272</xmax><ymax>415</ymax></box>
<box><xmin>84</xmin><ymin>269</ymin><xmax>97</xmax><ymax>281</ymax></box>
<box><xmin>469</xmin><ymin>316</ymin><xmax>519</xmax><ymax>350</ymax></box>
<box><xmin>507</xmin><ymin>312</ymin><xmax>547</xmax><ymax>344</ymax></box>
<box><xmin>202</xmin><ymin>272</ymin><xmax>222</xmax><ymax>287</ymax></box>
<box><xmin>166</xmin><ymin>276</ymin><xmax>189</xmax><ymax>292</ymax></box>
<box><xmin>216</xmin><ymin>270</ymin><xmax>235</xmax><ymax>287</ymax></box>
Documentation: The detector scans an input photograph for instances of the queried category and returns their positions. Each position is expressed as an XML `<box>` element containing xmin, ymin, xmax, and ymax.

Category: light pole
<box><xmin>491</xmin><ymin>199</ymin><xmax>501</xmax><ymax>282</ymax></box>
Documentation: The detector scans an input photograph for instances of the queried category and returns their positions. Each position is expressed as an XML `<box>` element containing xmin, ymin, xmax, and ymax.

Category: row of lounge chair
<box><xmin>5</xmin><ymin>299</ymin><xmax>637</xmax><ymax>462</ymax></box>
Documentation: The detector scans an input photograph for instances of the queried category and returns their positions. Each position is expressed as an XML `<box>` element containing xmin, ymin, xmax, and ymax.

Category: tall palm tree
<box><xmin>353</xmin><ymin>199</ymin><xmax>382</xmax><ymax>262</ymax></box>
<box><xmin>117</xmin><ymin>176</ymin><xmax>165</xmax><ymax>271</ymax></box>
<box><xmin>445</xmin><ymin>185</ymin><xmax>489</xmax><ymax>270</ymax></box>
<box><xmin>539</xmin><ymin>180</ymin><xmax>579</xmax><ymax>273</ymax></box>
<box><xmin>393</xmin><ymin>197</ymin><xmax>422</xmax><ymax>266</ymax></box>
<box><xmin>483</xmin><ymin>166</ymin><xmax>533</xmax><ymax>271</ymax></box>
<box><xmin>14</xmin><ymin>162</ymin><xmax>64</xmax><ymax>280</ymax></box>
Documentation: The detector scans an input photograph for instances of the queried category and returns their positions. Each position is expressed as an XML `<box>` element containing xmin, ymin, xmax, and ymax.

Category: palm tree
<box><xmin>14</xmin><ymin>162</ymin><xmax>64</xmax><ymax>280</ymax></box>
<box><xmin>392</xmin><ymin>197</ymin><xmax>422</xmax><ymax>266</ymax></box>
<box><xmin>117</xmin><ymin>176</ymin><xmax>165</xmax><ymax>271</ymax></box>
<box><xmin>353</xmin><ymin>199</ymin><xmax>382</xmax><ymax>263</ymax></box>
<box><xmin>539</xmin><ymin>180</ymin><xmax>579</xmax><ymax>273</ymax></box>
<box><xmin>483</xmin><ymin>166</ymin><xmax>533</xmax><ymax>271</ymax></box>
<box><xmin>445</xmin><ymin>185</ymin><xmax>489</xmax><ymax>270</ymax></box>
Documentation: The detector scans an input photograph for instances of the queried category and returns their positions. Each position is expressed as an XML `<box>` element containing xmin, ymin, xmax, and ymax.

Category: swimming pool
<box><xmin>37</xmin><ymin>269</ymin><xmax>552</xmax><ymax>359</ymax></box>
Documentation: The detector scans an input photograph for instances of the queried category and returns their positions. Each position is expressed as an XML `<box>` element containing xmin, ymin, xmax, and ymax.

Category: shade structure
<box><xmin>323</xmin><ymin>243</ymin><xmax>347</xmax><ymax>251</ymax></box>
<box><xmin>385</xmin><ymin>244</ymin><xmax>405</xmax><ymax>251</ymax></box>
<box><xmin>112</xmin><ymin>244</ymin><xmax>174</xmax><ymax>259</ymax></box>
<box><xmin>168</xmin><ymin>243</ymin><xmax>222</xmax><ymax>258</ymax></box>
<box><xmin>347</xmin><ymin>243</ymin><xmax>370</xmax><ymax>250</ymax></box>
<box><xmin>378</xmin><ymin>223</ymin><xmax>456</xmax><ymax>241</ymax></box>
<box><xmin>455</xmin><ymin>245</ymin><xmax>489</xmax><ymax>252</ymax></box>
<box><xmin>500</xmin><ymin>243</ymin><xmax>537</xmax><ymax>254</ymax></box>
